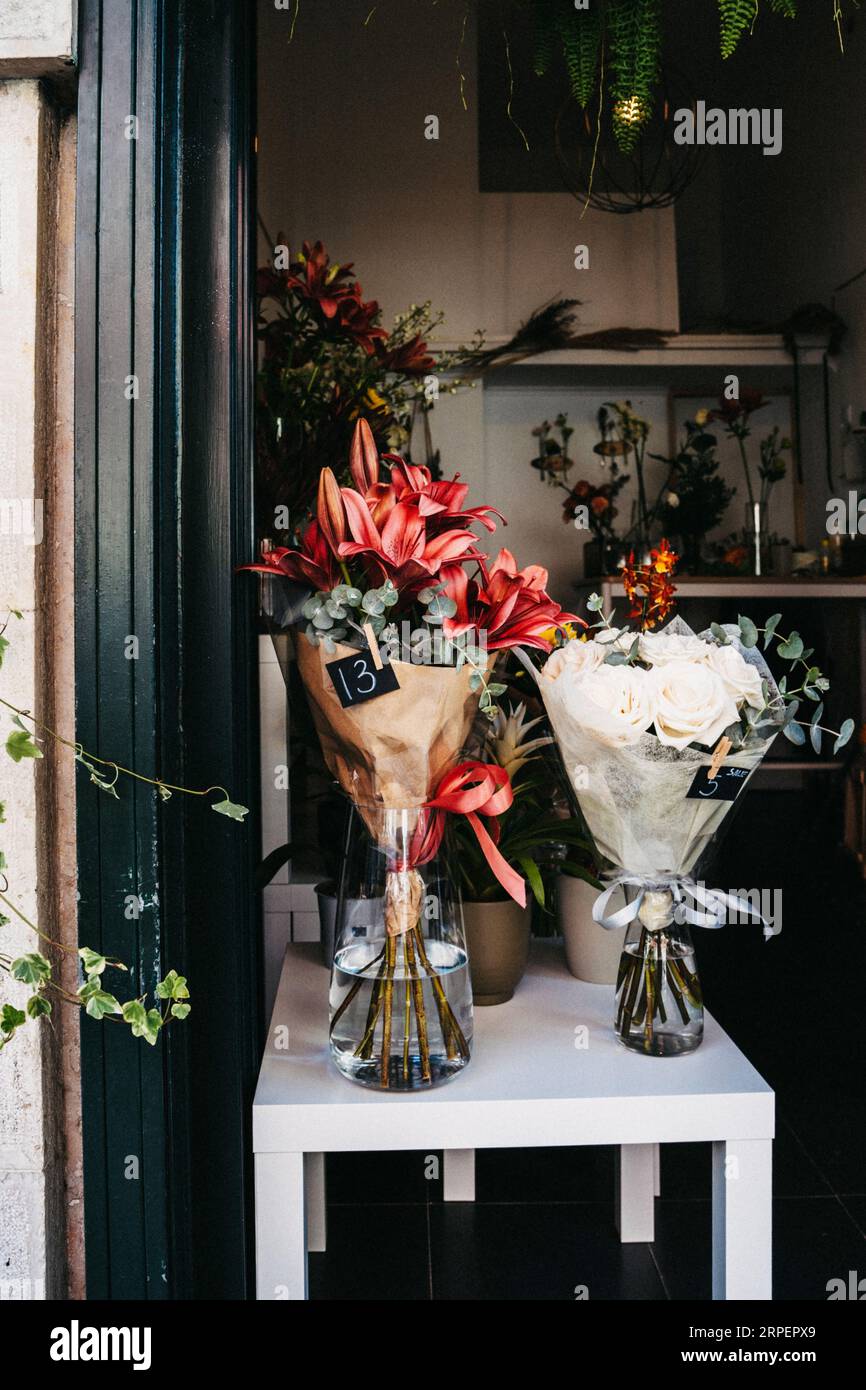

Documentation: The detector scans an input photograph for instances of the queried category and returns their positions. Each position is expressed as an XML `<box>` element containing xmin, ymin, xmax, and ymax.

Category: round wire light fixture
<box><xmin>555</xmin><ymin>71</ymin><xmax>707</xmax><ymax>215</ymax></box>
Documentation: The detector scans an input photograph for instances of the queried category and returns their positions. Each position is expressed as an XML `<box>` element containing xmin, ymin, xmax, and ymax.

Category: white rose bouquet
<box><xmin>523</xmin><ymin>583</ymin><xmax>853</xmax><ymax>1056</ymax></box>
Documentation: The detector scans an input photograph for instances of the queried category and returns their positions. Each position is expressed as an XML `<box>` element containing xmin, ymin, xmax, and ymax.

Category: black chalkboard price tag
<box><xmin>686</xmin><ymin>764</ymin><xmax>750</xmax><ymax>801</ymax></box>
<box><xmin>326</xmin><ymin>651</ymin><xmax>400</xmax><ymax>709</ymax></box>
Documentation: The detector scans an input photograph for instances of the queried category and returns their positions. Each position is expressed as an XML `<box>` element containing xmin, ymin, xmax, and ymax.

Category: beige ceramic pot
<box><xmin>556</xmin><ymin>874</ymin><xmax>626</xmax><ymax>985</ymax></box>
<box><xmin>462</xmin><ymin>899</ymin><xmax>532</xmax><ymax>1005</ymax></box>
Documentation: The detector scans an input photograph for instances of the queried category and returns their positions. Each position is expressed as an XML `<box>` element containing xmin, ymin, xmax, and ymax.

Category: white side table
<box><xmin>253</xmin><ymin>942</ymin><xmax>774</xmax><ymax>1301</ymax></box>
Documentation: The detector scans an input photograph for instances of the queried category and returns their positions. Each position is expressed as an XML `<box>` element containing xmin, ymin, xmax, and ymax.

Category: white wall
<box><xmin>257</xmin><ymin>0</ymin><xmax>679</xmax><ymax>345</ymax></box>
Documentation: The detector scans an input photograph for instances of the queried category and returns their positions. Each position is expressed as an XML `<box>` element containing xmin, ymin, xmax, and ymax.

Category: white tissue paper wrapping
<box><xmin>526</xmin><ymin>616</ymin><xmax>782</xmax><ymax>881</ymax></box>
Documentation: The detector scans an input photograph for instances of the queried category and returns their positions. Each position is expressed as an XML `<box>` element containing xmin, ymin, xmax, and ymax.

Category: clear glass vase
<box><xmin>328</xmin><ymin>803</ymin><xmax>473</xmax><ymax>1090</ymax></box>
<box><xmin>744</xmin><ymin>501</ymin><xmax>771</xmax><ymax>576</ymax></box>
<box><xmin>614</xmin><ymin>890</ymin><xmax>703</xmax><ymax>1056</ymax></box>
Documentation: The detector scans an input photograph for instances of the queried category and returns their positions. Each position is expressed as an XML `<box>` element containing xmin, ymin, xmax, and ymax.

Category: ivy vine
<box><xmin>0</xmin><ymin>612</ymin><xmax>248</xmax><ymax>1050</ymax></box>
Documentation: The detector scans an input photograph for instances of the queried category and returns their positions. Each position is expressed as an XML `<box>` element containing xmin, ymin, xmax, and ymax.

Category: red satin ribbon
<box><xmin>409</xmin><ymin>760</ymin><xmax>527</xmax><ymax>909</ymax></box>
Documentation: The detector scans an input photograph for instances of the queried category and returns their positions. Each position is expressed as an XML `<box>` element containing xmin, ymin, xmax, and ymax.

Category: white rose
<box><xmin>638</xmin><ymin>630</ymin><xmax>710</xmax><ymax>667</ymax></box>
<box><xmin>705</xmin><ymin>643</ymin><xmax>765</xmax><ymax>710</ymax></box>
<box><xmin>648</xmin><ymin>660</ymin><xmax>739</xmax><ymax>750</ymax></box>
<box><xmin>542</xmin><ymin>638</ymin><xmax>604</xmax><ymax>683</ymax></box>
<box><xmin>562</xmin><ymin>662</ymin><xmax>654</xmax><ymax>748</ymax></box>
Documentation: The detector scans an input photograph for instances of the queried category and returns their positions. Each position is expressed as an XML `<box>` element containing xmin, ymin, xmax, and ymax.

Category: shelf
<box><xmin>431</xmin><ymin>333</ymin><xmax>827</xmax><ymax>371</ymax></box>
<box><xmin>576</xmin><ymin>577</ymin><xmax>866</xmax><ymax>600</ymax></box>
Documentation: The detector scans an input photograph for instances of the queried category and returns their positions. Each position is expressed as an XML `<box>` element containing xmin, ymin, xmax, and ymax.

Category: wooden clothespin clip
<box><xmin>361</xmin><ymin>621</ymin><xmax>383</xmax><ymax>671</ymax></box>
<box><xmin>708</xmin><ymin>735</ymin><xmax>733</xmax><ymax>780</ymax></box>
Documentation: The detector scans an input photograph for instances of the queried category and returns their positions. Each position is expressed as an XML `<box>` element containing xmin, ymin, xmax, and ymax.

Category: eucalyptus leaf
<box><xmin>737</xmin><ymin>615</ymin><xmax>758</xmax><ymax>648</ymax></box>
<box><xmin>834</xmin><ymin>718</ymin><xmax>855</xmax><ymax>754</ymax></box>
<box><xmin>777</xmin><ymin>632</ymin><xmax>804</xmax><ymax>661</ymax></box>
<box><xmin>710</xmin><ymin>622</ymin><xmax>729</xmax><ymax>645</ymax></box>
<box><xmin>763</xmin><ymin>613</ymin><xmax>782</xmax><ymax>649</ymax></box>
<box><xmin>781</xmin><ymin>720</ymin><xmax>806</xmax><ymax>746</ymax></box>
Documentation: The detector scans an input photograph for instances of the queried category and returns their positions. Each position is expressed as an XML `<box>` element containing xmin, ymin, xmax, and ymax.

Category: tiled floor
<box><xmin>310</xmin><ymin>790</ymin><xmax>866</xmax><ymax>1300</ymax></box>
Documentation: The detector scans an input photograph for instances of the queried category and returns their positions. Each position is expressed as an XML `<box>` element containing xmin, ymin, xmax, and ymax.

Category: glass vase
<box><xmin>328</xmin><ymin>803</ymin><xmax>473</xmax><ymax>1090</ymax></box>
<box><xmin>614</xmin><ymin>890</ymin><xmax>703</xmax><ymax>1056</ymax></box>
<box><xmin>744</xmin><ymin>501</ymin><xmax>771</xmax><ymax>577</ymax></box>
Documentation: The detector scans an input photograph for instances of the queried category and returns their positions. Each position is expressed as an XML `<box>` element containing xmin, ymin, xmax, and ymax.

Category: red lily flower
<box><xmin>440</xmin><ymin>549</ymin><xmax>579</xmax><ymax>652</ymax></box>
<box><xmin>286</xmin><ymin>240</ymin><xmax>360</xmax><ymax>320</ymax></box>
<box><xmin>335</xmin><ymin>291</ymin><xmax>389</xmax><ymax>354</ymax></box>
<box><xmin>349</xmin><ymin>418</ymin><xmax>380</xmax><ymax>493</ymax></box>
<box><xmin>375</xmin><ymin>333</ymin><xmax>436</xmax><ymax>377</ymax></box>
<box><xmin>239</xmin><ymin>520</ymin><xmax>343</xmax><ymax>591</ymax></box>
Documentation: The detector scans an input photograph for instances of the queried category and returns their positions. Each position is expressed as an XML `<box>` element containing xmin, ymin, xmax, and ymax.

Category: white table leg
<box><xmin>712</xmin><ymin>1139</ymin><xmax>772</xmax><ymax>1300</ymax></box>
<box><xmin>304</xmin><ymin>1152</ymin><xmax>327</xmax><ymax>1252</ymax></box>
<box><xmin>653</xmin><ymin>1142</ymin><xmax>660</xmax><ymax>1196</ymax></box>
<box><xmin>616</xmin><ymin>1144</ymin><xmax>655</xmax><ymax>1243</ymax></box>
<box><xmin>443</xmin><ymin>1148</ymin><xmax>475</xmax><ymax>1201</ymax></box>
<box><xmin>255</xmin><ymin>1152</ymin><xmax>307</xmax><ymax>1300</ymax></box>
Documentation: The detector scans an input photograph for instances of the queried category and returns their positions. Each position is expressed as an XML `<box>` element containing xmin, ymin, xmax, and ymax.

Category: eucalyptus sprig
<box><xmin>720</xmin><ymin>614</ymin><xmax>855</xmax><ymax>755</ymax></box>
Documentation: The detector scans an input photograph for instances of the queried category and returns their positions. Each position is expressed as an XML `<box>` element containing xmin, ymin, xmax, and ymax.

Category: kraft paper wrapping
<box><xmin>294</xmin><ymin>635</ymin><xmax>482</xmax><ymax>821</ymax></box>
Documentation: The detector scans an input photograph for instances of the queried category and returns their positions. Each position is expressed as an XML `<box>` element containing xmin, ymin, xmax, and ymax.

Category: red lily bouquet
<box><xmin>247</xmin><ymin>420</ymin><xmax>574</xmax><ymax>1090</ymax></box>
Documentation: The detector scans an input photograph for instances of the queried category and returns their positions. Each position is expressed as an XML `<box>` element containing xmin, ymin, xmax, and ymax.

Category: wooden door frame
<box><xmin>74</xmin><ymin>0</ymin><xmax>261</xmax><ymax>1299</ymax></box>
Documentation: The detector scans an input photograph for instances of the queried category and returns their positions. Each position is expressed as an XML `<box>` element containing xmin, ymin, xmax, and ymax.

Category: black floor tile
<box><xmin>429</xmin><ymin>1201</ymin><xmax>665</xmax><ymax>1300</ymax></box>
<box><xmin>474</xmin><ymin>1145</ymin><xmax>615</xmax><ymax>1205</ymax></box>
<box><xmin>781</xmin><ymin>1098</ymin><xmax>866</xmax><ymax>1196</ymax></box>
<box><xmin>773</xmin><ymin>1198</ymin><xmax>866</xmax><ymax>1301</ymax></box>
<box><xmin>325</xmin><ymin>1149</ymin><xmax>436</xmax><ymax>1204</ymax></box>
<box><xmin>651</xmin><ymin>1196</ymin><xmax>866</xmax><ymax>1302</ymax></box>
<box><xmin>309</xmin><ymin>1203</ymin><xmax>430</xmax><ymax>1300</ymax></box>
<box><xmin>839</xmin><ymin>1195</ymin><xmax>866</xmax><ymax>1240</ymax></box>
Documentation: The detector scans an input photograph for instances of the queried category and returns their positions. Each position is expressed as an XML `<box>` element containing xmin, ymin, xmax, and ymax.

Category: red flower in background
<box><xmin>621</xmin><ymin>539</ymin><xmax>679</xmax><ymax>631</ymax></box>
<box><xmin>375</xmin><ymin>334</ymin><xmax>436</xmax><ymax>377</ymax></box>
<box><xmin>336</xmin><ymin>292</ymin><xmax>389</xmax><ymax>355</ymax></box>
<box><xmin>285</xmin><ymin>240</ymin><xmax>359</xmax><ymax>320</ymax></box>
<box><xmin>710</xmin><ymin>388</ymin><xmax>769</xmax><ymax>427</ymax></box>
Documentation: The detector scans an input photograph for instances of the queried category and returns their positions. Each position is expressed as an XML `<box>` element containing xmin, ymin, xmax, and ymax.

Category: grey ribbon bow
<box><xmin>592</xmin><ymin>872</ymin><xmax>772</xmax><ymax>940</ymax></box>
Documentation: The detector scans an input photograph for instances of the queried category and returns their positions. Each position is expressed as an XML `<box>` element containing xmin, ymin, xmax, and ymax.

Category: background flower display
<box><xmin>656</xmin><ymin>419</ymin><xmax>737</xmax><ymax>572</ymax></box>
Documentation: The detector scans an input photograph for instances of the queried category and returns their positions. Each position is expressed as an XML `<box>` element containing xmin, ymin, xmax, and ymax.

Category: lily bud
<box><xmin>317</xmin><ymin>467</ymin><xmax>347</xmax><ymax>552</ymax></box>
<box><xmin>349</xmin><ymin>418</ymin><xmax>379</xmax><ymax>493</ymax></box>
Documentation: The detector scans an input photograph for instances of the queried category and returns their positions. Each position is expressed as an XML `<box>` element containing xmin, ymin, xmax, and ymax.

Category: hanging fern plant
<box><xmin>608</xmin><ymin>0</ymin><xmax>662</xmax><ymax>152</ymax></box>
<box><xmin>555</xmin><ymin>1</ymin><xmax>604</xmax><ymax>108</ymax></box>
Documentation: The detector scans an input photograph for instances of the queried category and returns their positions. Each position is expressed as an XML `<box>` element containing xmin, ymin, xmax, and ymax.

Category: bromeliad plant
<box><xmin>0</xmin><ymin>612</ymin><xmax>248</xmax><ymax>1052</ymax></box>
<box><xmin>453</xmin><ymin>702</ymin><xmax>594</xmax><ymax>907</ymax></box>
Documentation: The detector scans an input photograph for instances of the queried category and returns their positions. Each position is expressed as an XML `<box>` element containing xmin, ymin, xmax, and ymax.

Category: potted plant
<box><xmin>655</xmin><ymin>418</ymin><xmax>736</xmax><ymax>573</ymax></box>
<box><xmin>453</xmin><ymin>701</ymin><xmax>592</xmax><ymax>1004</ymax></box>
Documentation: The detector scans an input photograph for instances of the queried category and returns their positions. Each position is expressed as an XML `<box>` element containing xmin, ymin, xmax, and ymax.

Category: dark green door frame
<box><xmin>74</xmin><ymin>0</ymin><xmax>261</xmax><ymax>1299</ymax></box>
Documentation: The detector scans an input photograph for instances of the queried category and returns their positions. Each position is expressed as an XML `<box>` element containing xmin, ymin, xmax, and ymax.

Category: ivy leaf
<box><xmin>1</xmin><ymin>1004</ymin><xmax>26</xmax><ymax>1035</ymax></box>
<box><xmin>170</xmin><ymin>1002</ymin><xmax>191</xmax><ymax>1020</ymax></box>
<box><xmin>6</xmin><ymin>729</ymin><xmax>43</xmax><ymax>763</ymax></box>
<box><xmin>78</xmin><ymin>947</ymin><xmax>107</xmax><ymax>976</ymax></box>
<box><xmin>0</xmin><ymin>801</ymin><xmax>5</xmax><ymax>823</ymax></box>
<box><xmin>155</xmin><ymin>969</ymin><xmax>189</xmax><ymax>1001</ymax></box>
<box><xmin>11</xmin><ymin>952</ymin><xmax>52</xmax><ymax>987</ymax></box>
<box><xmin>26</xmin><ymin>995</ymin><xmax>52</xmax><ymax>1020</ymax></box>
<box><xmin>121</xmin><ymin>1000</ymin><xmax>148</xmax><ymax>1029</ymax></box>
<box><xmin>834</xmin><ymin>718</ymin><xmax>855</xmax><ymax>755</ymax></box>
<box><xmin>84</xmin><ymin>990</ymin><xmax>122</xmax><ymax>1020</ymax></box>
<box><xmin>0</xmin><ymin>914</ymin><xmax>10</xmax><ymax>928</ymax></box>
<box><xmin>737</xmin><ymin>615</ymin><xmax>758</xmax><ymax>648</ymax></box>
<box><xmin>211</xmin><ymin>797</ymin><xmax>249</xmax><ymax>822</ymax></box>
<box><xmin>0</xmin><ymin>635</ymin><xmax>8</xmax><ymax>668</ymax></box>
<box><xmin>777</xmin><ymin>632</ymin><xmax>804</xmax><ymax>661</ymax></box>
<box><xmin>763</xmin><ymin>613</ymin><xmax>782</xmax><ymax>650</ymax></box>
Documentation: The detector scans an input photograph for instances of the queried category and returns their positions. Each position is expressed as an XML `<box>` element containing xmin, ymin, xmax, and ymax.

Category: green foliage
<box><xmin>719</xmin><ymin>0</ymin><xmax>759</xmax><ymax>58</ymax></box>
<box><xmin>5</xmin><ymin>728</ymin><xmax>43</xmax><ymax>762</ymax></box>
<box><xmin>769</xmin><ymin>0</ymin><xmax>797</xmax><ymax>15</ymax></box>
<box><xmin>557</xmin><ymin>1</ymin><xmax>604</xmax><ymax>107</ymax></box>
<box><xmin>609</xmin><ymin>0</ymin><xmax>662</xmax><ymax>152</ymax></box>
<box><xmin>656</xmin><ymin>423</ymin><xmax>736</xmax><ymax>545</ymax></box>
<box><xmin>531</xmin><ymin>0</ymin><xmax>559</xmax><ymax>75</ymax></box>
